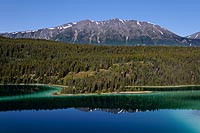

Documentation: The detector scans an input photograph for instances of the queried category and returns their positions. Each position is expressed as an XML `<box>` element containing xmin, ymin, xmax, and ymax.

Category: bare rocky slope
<box><xmin>187</xmin><ymin>32</ymin><xmax>200</xmax><ymax>39</ymax></box>
<box><xmin>1</xmin><ymin>18</ymin><xmax>200</xmax><ymax>46</ymax></box>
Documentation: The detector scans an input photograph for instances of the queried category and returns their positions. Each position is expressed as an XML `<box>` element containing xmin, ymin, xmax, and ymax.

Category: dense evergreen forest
<box><xmin>1</xmin><ymin>36</ymin><xmax>200</xmax><ymax>94</ymax></box>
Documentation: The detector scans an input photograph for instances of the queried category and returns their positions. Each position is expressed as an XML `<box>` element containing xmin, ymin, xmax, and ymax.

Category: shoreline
<box><xmin>125</xmin><ymin>85</ymin><xmax>200</xmax><ymax>88</ymax></box>
<box><xmin>53</xmin><ymin>91</ymin><xmax>153</xmax><ymax>96</ymax></box>
<box><xmin>48</xmin><ymin>84</ymin><xmax>200</xmax><ymax>96</ymax></box>
<box><xmin>1</xmin><ymin>83</ymin><xmax>200</xmax><ymax>96</ymax></box>
<box><xmin>1</xmin><ymin>83</ymin><xmax>200</xmax><ymax>88</ymax></box>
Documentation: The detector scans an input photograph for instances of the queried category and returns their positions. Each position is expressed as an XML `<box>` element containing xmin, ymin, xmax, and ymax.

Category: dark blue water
<box><xmin>0</xmin><ymin>109</ymin><xmax>199</xmax><ymax>132</ymax></box>
<box><xmin>0</xmin><ymin>85</ymin><xmax>200</xmax><ymax>132</ymax></box>
<box><xmin>0</xmin><ymin>108</ymin><xmax>200</xmax><ymax>133</ymax></box>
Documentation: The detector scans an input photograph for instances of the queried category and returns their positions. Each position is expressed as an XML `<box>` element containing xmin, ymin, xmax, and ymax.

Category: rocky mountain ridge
<box><xmin>187</xmin><ymin>32</ymin><xmax>200</xmax><ymax>39</ymax></box>
<box><xmin>1</xmin><ymin>18</ymin><xmax>200</xmax><ymax>46</ymax></box>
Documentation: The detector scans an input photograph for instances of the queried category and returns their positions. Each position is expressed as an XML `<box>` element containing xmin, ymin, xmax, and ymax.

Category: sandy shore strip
<box><xmin>53</xmin><ymin>91</ymin><xmax>153</xmax><ymax>96</ymax></box>
<box><xmin>125</xmin><ymin>85</ymin><xmax>200</xmax><ymax>88</ymax></box>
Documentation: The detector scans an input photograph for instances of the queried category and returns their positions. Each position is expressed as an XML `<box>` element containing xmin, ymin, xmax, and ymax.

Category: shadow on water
<box><xmin>0</xmin><ymin>84</ymin><xmax>56</xmax><ymax>96</ymax></box>
<box><xmin>1</xmin><ymin>85</ymin><xmax>200</xmax><ymax>113</ymax></box>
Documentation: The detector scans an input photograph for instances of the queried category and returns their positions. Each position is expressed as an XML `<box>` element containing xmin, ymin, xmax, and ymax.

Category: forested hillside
<box><xmin>1</xmin><ymin>36</ymin><xmax>200</xmax><ymax>94</ymax></box>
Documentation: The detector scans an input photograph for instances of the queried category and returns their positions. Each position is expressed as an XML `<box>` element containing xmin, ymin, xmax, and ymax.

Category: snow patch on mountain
<box><xmin>153</xmin><ymin>25</ymin><xmax>164</xmax><ymax>35</ymax></box>
<box><xmin>195</xmin><ymin>34</ymin><xmax>199</xmax><ymax>39</ymax></box>
<box><xmin>137</xmin><ymin>21</ymin><xmax>141</xmax><ymax>26</ymax></box>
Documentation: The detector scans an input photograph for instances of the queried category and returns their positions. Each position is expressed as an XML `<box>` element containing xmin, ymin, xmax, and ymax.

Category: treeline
<box><xmin>1</xmin><ymin>36</ymin><xmax>200</xmax><ymax>94</ymax></box>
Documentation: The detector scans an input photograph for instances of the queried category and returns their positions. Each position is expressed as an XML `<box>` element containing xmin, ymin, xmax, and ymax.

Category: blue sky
<box><xmin>0</xmin><ymin>0</ymin><xmax>199</xmax><ymax>36</ymax></box>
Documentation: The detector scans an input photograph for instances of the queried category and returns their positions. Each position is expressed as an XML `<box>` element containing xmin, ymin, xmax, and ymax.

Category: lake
<box><xmin>0</xmin><ymin>85</ymin><xmax>200</xmax><ymax>132</ymax></box>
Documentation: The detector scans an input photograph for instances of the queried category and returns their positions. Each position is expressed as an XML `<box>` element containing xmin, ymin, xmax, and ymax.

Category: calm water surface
<box><xmin>0</xmin><ymin>85</ymin><xmax>200</xmax><ymax>132</ymax></box>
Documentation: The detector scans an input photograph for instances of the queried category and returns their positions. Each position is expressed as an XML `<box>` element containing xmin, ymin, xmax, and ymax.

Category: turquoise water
<box><xmin>0</xmin><ymin>84</ymin><xmax>59</xmax><ymax>101</ymax></box>
<box><xmin>0</xmin><ymin>85</ymin><xmax>200</xmax><ymax>132</ymax></box>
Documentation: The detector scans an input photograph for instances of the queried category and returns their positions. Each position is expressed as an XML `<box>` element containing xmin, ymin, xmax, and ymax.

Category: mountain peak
<box><xmin>187</xmin><ymin>32</ymin><xmax>200</xmax><ymax>39</ymax></box>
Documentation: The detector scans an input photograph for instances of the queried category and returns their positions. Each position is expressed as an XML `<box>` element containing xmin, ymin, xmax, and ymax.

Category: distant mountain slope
<box><xmin>187</xmin><ymin>32</ymin><xmax>200</xmax><ymax>39</ymax></box>
<box><xmin>1</xmin><ymin>18</ymin><xmax>200</xmax><ymax>46</ymax></box>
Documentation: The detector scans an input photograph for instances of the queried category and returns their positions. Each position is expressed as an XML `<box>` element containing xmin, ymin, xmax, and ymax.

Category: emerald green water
<box><xmin>0</xmin><ymin>85</ymin><xmax>200</xmax><ymax>132</ymax></box>
<box><xmin>0</xmin><ymin>85</ymin><xmax>59</xmax><ymax>101</ymax></box>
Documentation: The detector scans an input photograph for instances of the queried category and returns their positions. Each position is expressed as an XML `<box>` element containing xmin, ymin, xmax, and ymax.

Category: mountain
<box><xmin>187</xmin><ymin>32</ymin><xmax>200</xmax><ymax>39</ymax></box>
<box><xmin>1</xmin><ymin>18</ymin><xmax>200</xmax><ymax>46</ymax></box>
